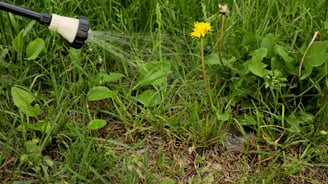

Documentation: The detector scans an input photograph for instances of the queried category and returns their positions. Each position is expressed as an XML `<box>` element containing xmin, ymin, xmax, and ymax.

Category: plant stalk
<box><xmin>217</xmin><ymin>15</ymin><xmax>225</xmax><ymax>66</ymax></box>
<box><xmin>200</xmin><ymin>38</ymin><xmax>211</xmax><ymax>108</ymax></box>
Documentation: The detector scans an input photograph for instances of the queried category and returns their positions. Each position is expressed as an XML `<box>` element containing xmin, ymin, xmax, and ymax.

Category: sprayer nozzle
<box><xmin>48</xmin><ymin>14</ymin><xmax>89</xmax><ymax>49</ymax></box>
<box><xmin>71</xmin><ymin>16</ymin><xmax>89</xmax><ymax>49</ymax></box>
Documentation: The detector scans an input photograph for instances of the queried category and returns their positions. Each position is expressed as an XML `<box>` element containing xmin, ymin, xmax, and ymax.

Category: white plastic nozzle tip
<box><xmin>48</xmin><ymin>14</ymin><xmax>79</xmax><ymax>43</ymax></box>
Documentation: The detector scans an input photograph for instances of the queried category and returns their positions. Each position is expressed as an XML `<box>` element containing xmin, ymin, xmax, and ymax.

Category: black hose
<box><xmin>0</xmin><ymin>1</ymin><xmax>51</xmax><ymax>25</ymax></box>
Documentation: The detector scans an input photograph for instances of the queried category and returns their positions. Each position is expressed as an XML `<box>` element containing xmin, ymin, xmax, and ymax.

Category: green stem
<box><xmin>200</xmin><ymin>38</ymin><xmax>211</xmax><ymax>108</ymax></box>
<box><xmin>218</xmin><ymin>15</ymin><xmax>225</xmax><ymax>66</ymax></box>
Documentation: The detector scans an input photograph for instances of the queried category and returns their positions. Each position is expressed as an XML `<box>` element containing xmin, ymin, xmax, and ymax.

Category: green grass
<box><xmin>1</xmin><ymin>0</ymin><xmax>328</xmax><ymax>183</ymax></box>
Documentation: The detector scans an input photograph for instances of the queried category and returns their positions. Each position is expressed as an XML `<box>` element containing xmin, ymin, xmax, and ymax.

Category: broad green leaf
<box><xmin>301</xmin><ymin>41</ymin><xmax>328</xmax><ymax>79</ymax></box>
<box><xmin>24</xmin><ymin>139</ymin><xmax>42</xmax><ymax>158</ymax></box>
<box><xmin>274</xmin><ymin>45</ymin><xmax>298</xmax><ymax>75</ymax></box>
<box><xmin>87</xmin><ymin>119</ymin><xmax>107</xmax><ymax>130</ymax></box>
<box><xmin>28</xmin><ymin>121</ymin><xmax>51</xmax><ymax>133</ymax></box>
<box><xmin>133</xmin><ymin>60</ymin><xmax>171</xmax><ymax>90</ymax></box>
<box><xmin>275</xmin><ymin>45</ymin><xmax>293</xmax><ymax>63</ymax></box>
<box><xmin>205</xmin><ymin>53</ymin><xmax>220</xmax><ymax>65</ymax></box>
<box><xmin>216</xmin><ymin>112</ymin><xmax>230</xmax><ymax>121</ymax></box>
<box><xmin>247</xmin><ymin>48</ymin><xmax>268</xmax><ymax>77</ymax></box>
<box><xmin>12</xmin><ymin>87</ymin><xmax>34</xmax><ymax>106</ymax></box>
<box><xmin>251</xmin><ymin>47</ymin><xmax>268</xmax><ymax>61</ymax></box>
<box><xmin>300</xmin><ymin>66</ymin><xmax>313</xmax><ymax>80</ymax></box>
<box><xmin>87</xmin><ymin>86</ymin><xmax>116</xmax><ymax>101</ymax></box>
<box><xmin>136</xmin><ymin>90</ymin><xmax>161</xmax><ymax>107</ymax></box>
<box><xmin>238</xmin><ymin>115</ymin><xmax>257</xmax><ymax>125</ymax></box>
<box><xmin>17</xmin><ymin>121</ymin><xmax>51</xmax><ymax>133</ymax></box>
<box><xmin>286</xmin><ymin>116</ymin><xmax>302</xmax><ymax>133</ymax></box>
<box><xmin>304</xmin><ymin>53</ymin><xmax>328</xmax><ymax>67</ymax></box>
<box><xmin>136</xmin><ymin>69</ymin><xmax>166</xmax><ymax>88</ymax></box>
<box><xmin>12</xmin><ymin>29</ymin><xmax>24</xmax><ymax>55</ymax></box>
<box><xmin>97</xmin><ymin>72</ymin><xmax>125</xmax><ymax>84</ymax></box>
<box><xmin>11</xmin><ymin>87</ymin><xmax>40</xmax><ymax>117</ymax></box>
<box><xmin>286</xmin><ymin>113</ymin><xmax>313</xmax><ymax>133</ymax></box>
<box><xmin>205</xmin><ymin>53</ymin><xmax>228</xmax><ymax>65</ymax></box>
<box><xmin>160</xmin><ymin>179</ymin><xmax>175</xmax><ymax>184</ymax></box>
<box><xmin>304</xmin><ymin>41</ymin><xmax>328</xmax><ymax>67</ymax></box>
<box><xmin>23</xmin><ymin>21</ymin><xmax>36</xmax><ymax>37</ymax></box>
<box><xmin>9</xmin><ymin>13</ymin><xmax>19</xmax><ymax>33</ymax></box>
<box><xmin>104</xmin><ymin>72</ymin><xmax>125</xmax><ymax>82</ymax></box>
<box><xmin>248</xmin><ymin>59</ymin><xmax>267</xmax><ymax>77</ymax></box>
<box><xmin>43</xmin><ymin>156</ymin><xmax>54</xmax><ymax>167</ymax></box>
<box><xmin>271</xmin><ymin>57</ymin><xmax>284</xmax><ymax>71</ymax></box>
<box><xmin>26</xmin><ymin>38</ymin><xmax>44</xmax><ymax>60</ymax></box>
<box><xmin>260</xmin><ymin>34</ymin><xmax>276</xmax><ymax>58</ymax></box>
<box><xmin>141</xmin><ymin>60</ymin><xmax>171</xmax><ymax>74</ymax></box>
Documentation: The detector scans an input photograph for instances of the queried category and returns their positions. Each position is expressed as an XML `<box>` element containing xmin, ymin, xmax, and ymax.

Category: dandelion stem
<box><xmin>218</xmin><ymin>15</ymin><xmax>225</xmax><ymax>66</ymax></box>
<box><xmin>200</xmin><ymin>38</ymin><xmax>211</xmax><ymax>108</ymax></box>
<box><xmin>298</xmin><ymin>31</ymin><xmax>320</xmax><ymax>79</ymax></box>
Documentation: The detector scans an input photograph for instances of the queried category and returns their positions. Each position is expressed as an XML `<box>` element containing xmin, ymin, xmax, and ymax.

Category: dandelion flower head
<box><xmin>190</xmin><ymin>22</ymin><xmax>212</xmax><ymax>38</ymax></box>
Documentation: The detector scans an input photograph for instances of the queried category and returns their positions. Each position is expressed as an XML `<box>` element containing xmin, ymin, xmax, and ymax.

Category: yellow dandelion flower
<box><xmin>190</xmin><ymin>22</ymin><xmax>212</xmax><ymax>38</ymax></box>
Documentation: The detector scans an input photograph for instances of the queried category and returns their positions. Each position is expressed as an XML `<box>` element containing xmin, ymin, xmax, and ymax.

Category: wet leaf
<box><xmin>133</xmin><ymin>60</ymin><xmax>171</xmax><ymax>90</ymax></box>
<box><xmin>301</xmin><ymin>41</ymin><xmax>328</xmax><ymax>80</ymax></box>
<box><xmin>96</xmin><ymin>72</ymin><xmax>125</xmax><ymax>84</ymax></box>
<box><xmin>136</xmin><ymin>90</ymin><xmax>161</xmax><ymax>107</ymax></box>
<box><xmin>304</xmin><ymin>41</ymin><xmax>328</xmax><ymax>67</ymax></box>
<box><xmin>238</xmin><ymin>115</ymin><xmax>257</xmax><ymax>125</ymax></box>
<box><xmin>87</xmin><ymin>86</ymin><xmax>116</xmax><ymax>101</ymax></box>
<box><xmin>247</xmin><ymin>48</ymin><xmax>268</xmax><ymax>77</ymax></box>
<box><xmin>275</xmin><ymin>45</ymin><xmax>293</xmax><ymax>63</ymax></box>
<box><xmin>274</xmin><ymin>45</ymin><xmax>298</xmax><ymax>75</ymax></box>
<box><xmin>216</xmin><ymin>112</ymin><xmax>230</xmax><ymax>121</ymax></box>
<box><xmin>26</xmin><ymin>38</ymin><xmax>45</xmax><ymax>60</ymax></box>
<box><xmin>205</xmin><ymin>53</ymin><xmax>228</xmax><ymax>65</ymax></box>
<box><xmin>11</xmin><ymin>87</ymin><xmax>40</xmax><ymax>117</ymax></box>
<box><xmin>12</xmin><ymin>29</ymin><xmax>24</xmax><ymax>55</ymax></box>
<box><xmin>260</xmin><ymin>33</ymin><xmax>276</xmax><ymax>58</ymax></box>
<box><xmin>161</xmin><ymin>179</ymin><xmax>175</xmax><ymax>184</ymax></box>
<box><xmin>17</xmin><ymin>121</ymin><xmax>51</xmax><ymax>133</ymax></box>
<box><xmin>87</xmin><ymin>119</ymin><xmax>107</xmax><ymax>130</ymax></box>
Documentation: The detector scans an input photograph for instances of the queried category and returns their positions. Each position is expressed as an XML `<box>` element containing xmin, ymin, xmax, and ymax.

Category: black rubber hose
<box><xmin>0</xmin><ymin>1</ymin><xmax>51</xmax><ymax>25</ymax></box>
